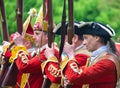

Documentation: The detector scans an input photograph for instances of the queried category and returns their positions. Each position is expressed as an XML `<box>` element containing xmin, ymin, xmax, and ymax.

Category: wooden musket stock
<box><xmin>65</xmin><ymin>0</ymin><xmax>74</xmax><ymax>88</ymax></box>
<box><xmin>1</xmin><ymin>0</ymin><xmax>23</xmax><ymax>87</ymax></box>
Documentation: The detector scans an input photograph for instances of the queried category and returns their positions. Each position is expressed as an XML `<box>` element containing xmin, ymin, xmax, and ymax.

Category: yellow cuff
<box><xmin>9</xmin><ymin>46</ymin><xmax>28</xmax><ymax>63</ymax></box>
<box><xmin>60</xmin><ymin>56</ymin><xmax>76</xmax><ymax>72</ymax></box>
<box><xmin>41</xmin><ymin>56</ymin><xmax>58</xmax><ymax>73</ymax></box>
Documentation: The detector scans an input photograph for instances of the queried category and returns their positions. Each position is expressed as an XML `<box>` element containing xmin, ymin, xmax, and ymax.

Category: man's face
<box><xmin>33</xmin><ymin>31</ymin><xmax>43</xmax><ymax>47</ymax></box>
<box><xmin>33</xmin><ymin>31</ymin><xmax>48</xmax><ymax>47</ymax></box>
<box><xmin>83</xmin><ymin>34</ymin><xmax>98</xmax><ymax>52</ymax></box>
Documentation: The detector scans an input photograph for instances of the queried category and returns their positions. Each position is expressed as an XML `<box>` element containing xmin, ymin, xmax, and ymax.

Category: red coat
<box><xmin>15</xmin><ymin>53</ymin><xmax>44</xmax><ymax>88</ymax></box>
<box><xmin>63</xmin><ymin>53</ymin><xmax>117</xmax><ymax>88</ymax></box>
<box><xmin>60</xmin><ymin>46</ymin><xmax>90</xmax><ymax>88</ymax></box>
<box><xmin>5</xmin><ymin>48</ymin><xmax>43</xmax><ymax>88</ymax></box>
<box><xmin>41</xmin><ymin>49</ymin><xmax>61</xmax><ymax>84</ymax></box>
<box><xmin>66</xmin><ymin>54</ymin><xmax>89</xmax><ymax>88</ymax></box>
<box><xmin>14</xmin><ymin>46</ymin><xmax>61</xmax><ymax>88</ymax></box>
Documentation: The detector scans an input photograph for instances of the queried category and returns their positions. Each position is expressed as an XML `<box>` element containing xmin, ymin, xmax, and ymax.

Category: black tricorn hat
<box><xmin>53</xmin><ymin>22</ymin><xmax>83</xmax><ymax>35</ymax></box>
<box><xmin>78</xmin><ymin>22</ymin><xmax>115</xmax><ymax>39</ymax></box>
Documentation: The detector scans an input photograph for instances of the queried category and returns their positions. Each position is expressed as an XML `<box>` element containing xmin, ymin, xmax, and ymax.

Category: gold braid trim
<box><xmin>20</xmin><ymin>73</ymin><xmax>30</xmax><ymax>88</ymax></box>
<box><xmin>50</xmin><ymin>83</ymin><xmax>60</xmax><ymax>88</ymax></box>
<box><xmin>43</xmin><ymin>20</ymin><xmax>48</xmax><ymax>32</ymax></box>
<box><xmin>60</xmin><ymin>56</ymin><xmax>76</xmax><ymax>71</ymax></box>
<box><xmin>41</xmin><ymin>56</ymin><xmax>58</xmax><ymax>73</ymax></box>
<box><xmin>60</xmin><ymin>56</ymin><xmax>76</xmax><ymax>87</ymax></box>
<box><xmin>24</xmin><ymin>34</ymin><xmax>34</xmax><ymax>43</ymax></box>
<box><xmin>9</xmin><ymin>46</ymin><xmax>28</xmax><ymax>63</ymax></box>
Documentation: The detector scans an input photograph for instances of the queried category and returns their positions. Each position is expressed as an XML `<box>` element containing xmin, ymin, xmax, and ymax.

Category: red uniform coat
<box><xmin>60</xmin><ymin>45</ymin><xmax>90</xmax><ymax>88</ymax></box>
<box><xmin>63</xmin><ymin>53</ymin><xmax>117</xmax><ymax>88</ymax></box>
<box><xmin>15</xmin><ymin>52</ymin><xmax>43</xmax><ymax>88</ymax></box>
<box><xmin>4</xmin><ymin>48</ymin><xmax>43</xmax><ymax>88</ymax></box>
<box><xmin>69</xmin><ymin>54</ymin><xmax>89</xmax><ymax>88</ymax></box>
<box><xmin>10</xmin><ymin>45</ymin><xmax>61</xmax><ymax>88</ymax></box>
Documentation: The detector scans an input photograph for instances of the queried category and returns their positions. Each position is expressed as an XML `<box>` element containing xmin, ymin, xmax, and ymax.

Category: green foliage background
<box><xmin>0</xmin><ymin>0</ymin><xmax>120</xmax><ymax>44</ymax></box>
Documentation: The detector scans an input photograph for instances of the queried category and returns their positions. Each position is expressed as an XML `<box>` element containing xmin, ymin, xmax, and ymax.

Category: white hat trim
<box><xmin>97</xmin><ymin>23</ymin><xmax>115</xmax><ymax>37</ymax></box>
<box><xmin>53</xmin><ymin>22</ymin><xmax>80</xmax><ymax>33</ymax></box>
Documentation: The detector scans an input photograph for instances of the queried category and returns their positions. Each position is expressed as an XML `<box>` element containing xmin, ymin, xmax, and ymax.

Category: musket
<box><xmin>67</xmin><ymin>0</ymin><xmax>74</xmax><ymax>45</ymax></box>
<box><xmin>41</xmin><ymin>0</ymin><xmax>53</xmax><ymax>88</ymax></box>
<box><xmin>0</xmin><ymin>0</ymin><xmax>9</xmax><ymax>41</ymax></box>
<box><xmin>0</xmin><ymin>55</ymin><xmax>10</xmax><ymax>86</ymax></box>
<box><xmin>59</xmin><ymin>0</ymin><xmax>66</xmax><ymax>59</ymax></box>
<box><xmin>1</xmin><ymin>62</ymin><xmax>18</xmax><ymax>87</ymax></box>
<box><xmin>0</xmin><ymin>0</ymin><xmax>10</xmax><ymax>86</ymax></box>
<box><xmin>0</xmin><ymin>54</ymin><xmax>10</xmax><ymax>87</ymax></box>
<box><xmin>16</xmin><ymin>0</ymin><xmax>23</xmax><ymax>34</ymax></box>
<box><xmin>65</xmin><ymin>0</ymin><xmax>74</xmax><ymax>88</ymax></box>
<box><xmin>1</xmin><ymin>0</ymin><xmax>23</xmax><ymax>87</ymax></box>
<box><xmin>47</xmin><ymin>0</ymin><xmax>54</xmax><ymax>48</ymax></box>
<box><xmin>4</xmin><ymin>0</ymin><xmax>23</xmax><ymax>46</ymax></box>
<box><xmin>1</xmin><ymin>40</ymin><xmax>19</xmax><ymax>87</ymax></box>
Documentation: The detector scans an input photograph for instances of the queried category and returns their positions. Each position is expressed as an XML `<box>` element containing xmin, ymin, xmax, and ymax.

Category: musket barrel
<box><xmin>0</xmin><ymin>0</ymin><xmax>9</xmax><ymax>41</ymax></box>
<box><xmin>0</xmin><ymin>0</ymin><xmax>10</xmax><ymax>86</ymax></box>
<box><xmin>59</xmin><ymin>0</ymin><xmax>66</xmax><ymax>58</ymax></box>
<box><xmin>16</xmin><ymin>0</ymin><xmax>23</xmax><ymax>34</ymax></box>
<box><xmin>65</xmin><ymin>0</ymin><xmax>74</xmax><ymax>88</ymax></box>
<box><xmin>67</xmin><ymin>0</ymin><xmax>74</xmax><ymax>45</ymax></box>
<box><xmin>1</xmin><ymin>0</ymin><xmax>23</xmax><ymax>87</ymax></box>
<box><xmin>48</xmin><ymin>0</ymin><xmax>54</xmax><ymax>48</ymax></box>
<box><xmin>42</xmin><ymin>0</ymin><xmax>54</xmax><ymax>87</ymax></box>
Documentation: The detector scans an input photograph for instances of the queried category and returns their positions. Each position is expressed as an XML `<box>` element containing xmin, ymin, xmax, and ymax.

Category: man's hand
<box><xmin>63</xmin><ymin>42</ymin><xmax>75</xmax><ymax>60</ymax></box>
<box><xmin>13</xmin><ymin>32</ymin><xmax>24</xmax><ymax>46</ymax></box>
<box><xmin>44</xmin><ymin>44</ymin><xmax>54</xmax><ymax>59</ymax></box>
